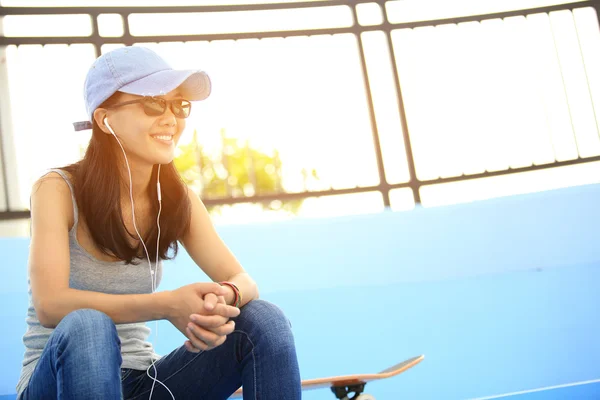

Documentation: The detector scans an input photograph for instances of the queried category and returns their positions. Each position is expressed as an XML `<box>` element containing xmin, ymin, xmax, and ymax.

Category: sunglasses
<box><xmin>105</xmin><ymin>97</ymin><xmax>192</xmax><ymax>119</ymax></box>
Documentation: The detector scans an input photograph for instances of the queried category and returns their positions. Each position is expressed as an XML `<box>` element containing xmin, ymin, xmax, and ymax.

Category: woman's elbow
<box><xmin>34</xmin><ymin>298</ymin><xmax>58</xmax><ymax>329</ymax></box>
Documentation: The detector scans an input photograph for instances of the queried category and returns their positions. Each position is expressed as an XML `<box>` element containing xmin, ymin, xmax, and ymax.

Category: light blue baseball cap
<box><xmin>73</xmin><ymin>45</ymin><xmax>211</xmax><ymax>131</ymax></box>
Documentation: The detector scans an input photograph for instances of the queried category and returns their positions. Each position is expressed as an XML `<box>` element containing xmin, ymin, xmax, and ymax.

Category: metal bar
<box><xmin>0</xmin><ymin>124</ymin><xmax>10</xmax><ymax>211</ymax></box>
<box><xmin>376</xmin><ymin>1</ymin><xmax>594</xmax><ymax>28</ymax></box>
<box><xmin>548</xmin><ymin>8</ymin><xmax>581</xmax><ymax>156</ymax></box>
<box><xmin>0</xmin><ymin>28</ymin><xmax>358</xmax><ymax>45</ymax></box>
<box><xmin>3</xmin><ymin>155</ymin><xmax>600</xmax><ymax>217</ymax></box>
<box><xmin>592</xmin><ymin>3</ymin><xmax>600</xmax><ymax>147</ymax></box>
<box><xmin>380</xmin><ymin>4</ymin><xmax>421</xmax><ymax>204</ymax></box>
<box><xmin>90</xmin><ymin>13</ymin><xmax>99</xmax><ymax>38</ymax></box>
<box><xmin>200</xmin><ymin>155</ymin><xmax>600</xmax><ymax>206</ymax></box>
<box><xmin>352</xmin><ymin>4</ymin><xmax>390</xmax><ymax>207</ymax></box>
<box><xmin>594</xmin><ymin>0</ymin><xmax>600</xmax><ymax>28</ymax></box>
<box><xmin>0</xmin><ymin>18</ymin><xmax>15</xmax><ymax>213</ymax></box>
<box><xmin>571</xmin><ymin>9</ymin><xmax>600</xmax><ymax>141</ymax></box>
<box><xmin>0</xmin><ymin>1</ymin><xmax>592</xmax><ymax>16</ymax></box>
<box><xmin>89</xmin><ymin>13</ymin><xmax>101</xmax><ymax>57</ymax></box>
<box><xmin>1</xmin><ymin>2</ymin><xmax>594</xmax><ymax>45</ymax></box>
<box><xmin>420</xmin><ymin>156</ymin><xmax>600</xmax><ymax>185</ymax></box>
<box><xmin>122</xmin><ymin>13</ymin><xmax>134</xmax><ymax>46</ymax></box>
<box><xmin>0</xmin><ymin>211</ymin><xmax>30</xmax><ymax>220</ymax></box>
<box><xmin>205</xmin><ymin>185</ymin><xmax>400</xmax><ymax>205</ymax></box>
<box><xmin>0</xmin><ymin>2</ymin><xmax>354</xmax><ymax>15</ymax></box>
<box><xmin>0</xmin><ymin>89</ymin><xmax>10</xmax><ymax>213</ymax></box>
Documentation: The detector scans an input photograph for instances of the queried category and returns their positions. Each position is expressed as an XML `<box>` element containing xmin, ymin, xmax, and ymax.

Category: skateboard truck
<box><xmin>331</xmin><ymin>382</ymin><xmax>366</xmax><ymax>400</ymax></box>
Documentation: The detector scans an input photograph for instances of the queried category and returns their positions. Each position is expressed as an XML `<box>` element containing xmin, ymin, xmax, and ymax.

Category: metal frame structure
<box><xmin>0</xmin><ymin>0</ymin><xmax>599</xmax><ymax>219</ymax></box>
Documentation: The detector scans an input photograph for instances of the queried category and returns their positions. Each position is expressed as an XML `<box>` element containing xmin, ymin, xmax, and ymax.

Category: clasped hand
<box><xmin>167</xmin><ymin>283</ymin><xmax>240</xmax><ymax>353</ymax></box>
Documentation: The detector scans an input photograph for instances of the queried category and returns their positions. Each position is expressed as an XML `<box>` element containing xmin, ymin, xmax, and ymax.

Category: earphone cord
<box><xmin>106</xmin><ymin>120</ymin><xmax>174</xmax><ymax>400</ymax></box>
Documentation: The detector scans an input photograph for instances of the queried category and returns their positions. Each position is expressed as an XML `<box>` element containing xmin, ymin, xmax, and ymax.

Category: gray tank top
<box><xmin>16</xmin><ymin>169</ymin><xmax>163</xmax><ymax>396</ymax></box>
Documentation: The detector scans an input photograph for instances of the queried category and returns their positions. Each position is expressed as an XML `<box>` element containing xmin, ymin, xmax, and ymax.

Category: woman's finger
<box><xmin>203</xmin><ymin>293</ymin><xmax>219</xmax><ymax>311</ymax></box>
<box><xmin>212</xmin><ymin>303</ymin><xmax>240</xmax><ymax>318</ymax></box>
<box><xmin>189</xmin><ymin>315</ymin><xmax>234</xmax><ymax>335</ymax></box>
<box><xmin>184</xmin><ymin>340</ymin><xmax>199</xmax><ymax>353</ymax></box>
<box><xmin>190</xmin><ymin>313</ymin><xmax>229</xmax><ymax>329</ymax></box>
<box><xmin>186</xmin><ymin>325</ymin><xmax>210</xmax><ymax>351</ymax></box>
<box><xmin>187</xmin><ymin>322</ymin><xmax>222</xmax><ymax>347</ymax></box>
<box><xmin>211</xmin><ymin>320</ymin><xmax>235</xmax><ymax>336</ymax></box>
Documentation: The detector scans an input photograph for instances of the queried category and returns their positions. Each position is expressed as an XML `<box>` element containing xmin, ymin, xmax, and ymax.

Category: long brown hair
<box><xmin>61</xmin><ymin>93</ymin><xmax>191</xmax><ymax>264</ymax></box>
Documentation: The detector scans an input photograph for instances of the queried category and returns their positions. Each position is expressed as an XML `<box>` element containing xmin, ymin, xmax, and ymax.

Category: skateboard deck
<box><xmin>230</xmin><ymin>354</ymin><xmax>424</xmax><ymax>399</ymax></box>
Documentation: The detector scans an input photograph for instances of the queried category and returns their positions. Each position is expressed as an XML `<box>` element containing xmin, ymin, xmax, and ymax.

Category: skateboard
<box><xmin>230</xmin><ymin>354</ymin><xmax>424</xmax><ymax>400</ymax></box>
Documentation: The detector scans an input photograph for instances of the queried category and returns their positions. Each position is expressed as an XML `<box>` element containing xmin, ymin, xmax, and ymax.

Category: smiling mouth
<box><xmin>151</xmin><ymin>134</ymin><xmax>174</xmax><ymax>143</ymax></box>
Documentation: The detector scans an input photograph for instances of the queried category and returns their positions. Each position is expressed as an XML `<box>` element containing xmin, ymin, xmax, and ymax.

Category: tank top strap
<box><xmin>47</xmin><ymin>169</ymin><xmax>79</xmax><ymax>229</ymax></box>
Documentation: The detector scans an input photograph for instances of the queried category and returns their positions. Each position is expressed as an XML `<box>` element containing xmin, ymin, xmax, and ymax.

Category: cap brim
<box><xmin>118</xmin><ymin>69</ymin><xmax>211</xmax><ymax>101</ymax></box>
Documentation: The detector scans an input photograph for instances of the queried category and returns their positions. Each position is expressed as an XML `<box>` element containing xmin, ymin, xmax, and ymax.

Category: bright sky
<box><xmin>2</xmin><ymin>0</ymin><xmax>600</xmax><ymax>227</ymax></box>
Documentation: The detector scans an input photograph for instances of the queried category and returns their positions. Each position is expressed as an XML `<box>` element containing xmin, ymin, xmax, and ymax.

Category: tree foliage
<box><xmin>174</xmin><ymin>129</ymin><xmax>318</xmax><ymax>216</ymax></box>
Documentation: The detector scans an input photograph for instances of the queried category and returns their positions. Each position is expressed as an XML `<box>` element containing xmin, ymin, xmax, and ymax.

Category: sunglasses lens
<box><xmin>172</xmin><ymin>100</ymin><xmax>191</xmax><ymax>118</ymax></box>
<box><xmin>144</xmin><ymin>98</ymin><xmax>166</xmax><ymax>116</ymax></box>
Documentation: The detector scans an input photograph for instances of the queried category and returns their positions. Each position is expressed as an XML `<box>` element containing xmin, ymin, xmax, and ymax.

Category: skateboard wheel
<box><xmin>355</xmin><ymin>395</ymin><xmax>375</xmax><ymax>400</ymax></box>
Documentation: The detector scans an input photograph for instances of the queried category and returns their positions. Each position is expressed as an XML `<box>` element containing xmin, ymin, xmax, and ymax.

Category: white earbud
<box><xmin>103</xmin><ymin>117</ymin><xmax>114</xmax><ymax>135</ymax></box>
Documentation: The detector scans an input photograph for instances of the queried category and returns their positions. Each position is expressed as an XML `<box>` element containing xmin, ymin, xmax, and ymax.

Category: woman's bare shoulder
<box><xmin>31</xmin><ymin>171</ymin><xmax>75</xmax><ymax>229</ymax></box>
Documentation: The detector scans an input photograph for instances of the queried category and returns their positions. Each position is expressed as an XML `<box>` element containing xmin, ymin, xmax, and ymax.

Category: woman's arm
<box><xmin>29</xmin><ymin>174</ymin><xmax>178</xmax><ymax>328</ymax></box>
<box><xmin>180</xmin><ymin>187</ymin><xmax>259</xmax><ymax>307</ymax></box>
<box><xmin>30</xmin><ymin>174</ymin><xmax>236</xmax><ymax>331</ymax></box>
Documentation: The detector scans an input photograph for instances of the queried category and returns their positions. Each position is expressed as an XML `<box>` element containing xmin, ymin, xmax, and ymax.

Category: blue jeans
<box><xmin>19</xmin><ymin>300</ymin><xmax>301</xmax><ymax>400</ymax></box>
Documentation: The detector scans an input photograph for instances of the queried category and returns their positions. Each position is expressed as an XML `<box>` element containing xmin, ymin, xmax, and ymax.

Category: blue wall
<box><xmin>2</xmin><ymin>184</ymin><xmax>600</xmax><ymax>399</ymax></box>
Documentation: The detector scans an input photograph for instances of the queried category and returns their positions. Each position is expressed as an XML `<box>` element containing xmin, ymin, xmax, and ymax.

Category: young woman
<box><xmin>16</xmin><ymin>46</ymin><xmax>301</xmax><ymax>400</ymax></box>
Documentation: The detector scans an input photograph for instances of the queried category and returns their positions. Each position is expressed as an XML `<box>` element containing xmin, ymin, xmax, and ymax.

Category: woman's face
<box><xmin>96</xmin><ymin>88</ymin><xmax>187</xmax><ymax>167</ymax></box>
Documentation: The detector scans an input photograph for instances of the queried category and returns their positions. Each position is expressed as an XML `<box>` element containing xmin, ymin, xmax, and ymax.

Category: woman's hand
<box><xmin>184</xmin><ymin>288</ymin><xmax>237</xmax><ymax>353</ymax></box>
<box><xmin>165</xmin><ymin>283</ymin><xmax>240</xmax><ymax>352</ymax></box>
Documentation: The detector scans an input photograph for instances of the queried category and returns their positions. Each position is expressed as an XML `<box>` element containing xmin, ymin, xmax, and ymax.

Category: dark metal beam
<box><xmin>419</xmin><ymin>156</ymin><xmax>600</xmax><ymax>186</ymax></box>
<box><xmin>380</xmin><ymin>1</ymin><xmax>594</xmax><ymax>28</ymax></box>
<box><xmin>0</xmin><ymin>1</ymin><xmax>592</xmax><ymax>16</ymax></box>
<box><xmin>2</xmin><ymin>155</ymin><xmax>599</xmax><ymax>216</ymax></box>
<box><xmin>0</xmin><ymin>28</ymin><xmax>359</xmax><ymax>46</ymax></box>
<box><xmin>0</xmin><ymin>211</ymin><xmax>30</xmax><ymax>220</ymax></box>
<box><xmin>0</xmin><ymin>2</ymin><xmax>594</xmax><ymax>46</ymax></box>
<box><xmin>0</xmin><ymin>106</ymin><xmax>10</xmax><ymax>212</ymax></box>
<box><xmin>0</xmin><ymin>1</ymin><xmax>353</xmax><ymax>14</ymax></box>
<box><xmin>200</xmin><ymin>155</ymin><xmax>600</xmax><ymax>206</ymax></box>
<box><xmin>352</xmin><ymin>4</ymin><xmax>391</xmax><ymax>207</ymax></box>
<box><xmin>380</xmin><ymin>3</ymin><xmax>420</xmax><ymax>204</ymax></box>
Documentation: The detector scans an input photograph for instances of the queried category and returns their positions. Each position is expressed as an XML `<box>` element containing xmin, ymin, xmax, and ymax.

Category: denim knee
<box><xmin>234</xmin><ymin>300</ymin><xmax>295</xmax><ymax>349</ymax></box>
<box><xmin>56</xmin><ymin>308</ymin><xmax>121</xmax><ymax>357</ymax></box>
